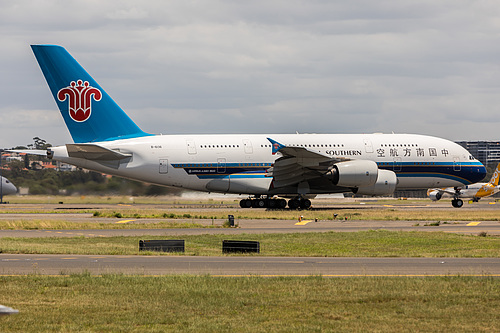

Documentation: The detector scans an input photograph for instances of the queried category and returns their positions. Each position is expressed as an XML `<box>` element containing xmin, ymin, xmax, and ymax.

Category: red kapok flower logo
<box><xmin>57</xmin><ymin>80</ymin><xmax>102</xmax><ymax>122</ymax></box>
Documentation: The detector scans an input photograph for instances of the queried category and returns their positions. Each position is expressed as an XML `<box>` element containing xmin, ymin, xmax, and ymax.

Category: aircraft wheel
<box><xmin>451</xmin><ymin>199</ymin><xmax>464</xmax><ymax>208</ymax></box>
<box><xmin>278</xmin><ymin>199</ymin><xmax>287</xmax><ymax>209</ymax></box>
<box><xmin>240</xmin><ymin>199</ymin><xmax>252</xmax><ymax>208</ymax></box>
<box><xmin>253</xmin><ymin>199</ymin><xmax>267</xmax><ymax>208</ymax></box>
<box><xmin>267</xmin><ymin>199</ymin><xmax>277</xmax><ymax>209</ymax></box>
<box><xmin>288</xmin><ymin>199</ymin><xmax>300</xmax><ymax>210</ymax></box>
<box><xmin>300</xmin><ymin>199</ymin><xmax>312</xmax><ymax>210</ymax></box>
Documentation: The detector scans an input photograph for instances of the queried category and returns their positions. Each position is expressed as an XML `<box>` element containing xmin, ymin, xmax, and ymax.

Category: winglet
<box><xmin>267</xmin><ymin>138</ymin><xmax>286</xmax><ymax>155</ymax></box>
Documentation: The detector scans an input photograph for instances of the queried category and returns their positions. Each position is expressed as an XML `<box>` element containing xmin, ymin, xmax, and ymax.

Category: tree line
<box><xmin>2</xmin><ymin>160</ymin><xmax>182</xmax><ymax>196</ymax></box>
<box><xmin>2</xmin><ymin>137</ymin><xmax>182</xmax><ymax>196</ymax></box>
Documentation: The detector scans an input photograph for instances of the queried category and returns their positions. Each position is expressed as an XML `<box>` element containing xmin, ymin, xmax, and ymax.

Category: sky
<box><xmin>1</xmin><ymin>0</ymin><xmax>500</xmax><ymax>148</ymax></box>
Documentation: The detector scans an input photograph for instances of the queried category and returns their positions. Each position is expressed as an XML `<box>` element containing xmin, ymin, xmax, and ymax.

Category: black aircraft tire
<box><xmin>288</xmin><ymin>199</ymin><xmax>299</xmax><ymax>210</ymax></box>
<box><xmin>278</xmin><ymin>199</ymin><xmax>287</xmax><ymax>209</ymax></box>
<box><xmin>452</xmin><ymin>199</ymin><xmax>464</xmax><ymax>208</ymax></box>
<box><xmin>253</xmin><ymin>199</ymin><xmax>266</xmax><ymax>208</ymax></box>
<box><xmin>240</xmin><ymin>199</ymin><xmax>252</xmax><ymax>208</ymax></box>
<box><xmin>300</xmin><ymin>199</ymin><xmax>312</xmax><ymax>209</ymax></box>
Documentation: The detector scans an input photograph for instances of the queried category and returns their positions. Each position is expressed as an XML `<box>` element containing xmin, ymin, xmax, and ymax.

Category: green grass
<box><xmin>1</xmin><ymin>231</ymin><xmax>498</xmax><ymax>257</ymax></box>
<box><xmin>0</xmin><ymin>219</ymin><xmax>212</xmax><ymax>230</ymax></box>
<box><xmin>1</xmin><ymin>275</ymin><xmax>498</xmax><ymax>332</ymax></box>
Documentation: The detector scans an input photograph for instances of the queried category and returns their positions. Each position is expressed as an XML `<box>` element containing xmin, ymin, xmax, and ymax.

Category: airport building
<box><xmin>456</xmin><ymin>141</ymin><xmax>500</xmax><ymax>168</ymax></box>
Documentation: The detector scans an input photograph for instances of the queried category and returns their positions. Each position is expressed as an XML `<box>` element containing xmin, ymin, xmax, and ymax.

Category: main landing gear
<box><xmin>239</xmin><ymin>196</ymin><xmax>311</xmax><ymax>209</ymax></box>
<box><xmin>287</xmin><ymin>197</ymin><xmax>311</xmax><ymax>210</ymax></box>
<box><xmin>239</xmin><ymin>197</ymin><xmax>287</xmax><ymax>209</ymax></box>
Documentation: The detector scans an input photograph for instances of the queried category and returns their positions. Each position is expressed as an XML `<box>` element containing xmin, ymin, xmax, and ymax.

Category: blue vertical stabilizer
<box><xmin>31</xmin><ymin>45</ymin><xmax>151</xmax><ymax>143</ymax></box>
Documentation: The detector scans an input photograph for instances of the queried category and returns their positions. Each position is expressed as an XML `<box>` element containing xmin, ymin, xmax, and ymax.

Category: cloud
<box><xmin>2</xmin><ymin>0</ymin><xmax>500</xmax><ymax>148</ymax></box>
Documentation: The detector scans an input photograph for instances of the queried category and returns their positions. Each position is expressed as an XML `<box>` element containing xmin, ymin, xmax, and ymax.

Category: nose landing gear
<box><xmin>451</xmin><ymin>187</ymin><xmax>464</xmax><ymax>208</ymax></box>
<box><xmin>451</xmin><ymin>198</ymin><xmax>463</xmax><ymax>208</ymax></box>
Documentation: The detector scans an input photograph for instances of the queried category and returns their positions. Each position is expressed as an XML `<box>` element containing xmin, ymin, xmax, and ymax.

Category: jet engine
<box><xmin>354</xmin><ymin>169</ymin><xmax>398</xmax><ymax>196</ymax></box>
<box><xmin>427</xmin><ymin>190</ymin><xmax>442</xmax><ymax>201</ymax></box>
<box><xmin>326</xmin><ymin>160</ymin><xmax>378</xmax><ymax>188</ymax></box>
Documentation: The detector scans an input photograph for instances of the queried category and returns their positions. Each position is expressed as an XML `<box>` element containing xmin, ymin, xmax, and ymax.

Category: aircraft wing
<box><xmin>429</xmin><ymin>187</ymin><xmax>459</xmax><ymax>196</ymax></box>
<box><xmin>66</xmin><ymin>144</ymin><xmax>131</xmax><ymax>161</ymax></box>
<box><xmin>266</xmin><ymin>138</ymin><xmax>342</xmax><ymax>188</ymax></box>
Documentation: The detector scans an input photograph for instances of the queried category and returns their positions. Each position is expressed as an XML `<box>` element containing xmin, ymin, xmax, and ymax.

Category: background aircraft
<box><xmin>15</xmin><ymin>45</ymin><xmax>487</xmax><ymax>209</ymax></box>
<box><xmin>0</xmin><ymin>176</ymin><xmax>17</xmax><ymax>196</ymax></box>
<box><xmin>427</xmin><ymin>162</ymin><xmax>500</xmax><ymax>207</ymax></box>
<box><xmin>0</xmin><ymin>304</ymin><xmax>19</xmax><ymax>315</ymax></box>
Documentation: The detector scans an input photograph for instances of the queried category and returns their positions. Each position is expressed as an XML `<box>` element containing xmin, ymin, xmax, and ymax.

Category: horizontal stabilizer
<box><xmin>66</xmin><ymin>144</ymin><xmax>131</xmax><ymax>161</ymax></box>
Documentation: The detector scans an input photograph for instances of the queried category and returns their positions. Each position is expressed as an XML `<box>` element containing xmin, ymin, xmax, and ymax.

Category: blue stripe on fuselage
<box><xmin>377</xmin><ymin>161</ymin><xmax>485</xmax><ymax>185</ymax></box>
<box><xmin>171</xmin><ymin>161</ymin><xmax>485</xmax><ymax>184</ymax></box>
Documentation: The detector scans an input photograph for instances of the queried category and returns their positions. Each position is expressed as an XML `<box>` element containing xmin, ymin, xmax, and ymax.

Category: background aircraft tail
<box><xmin>488</xmin><ymin>162</ymin><xmax>500</xmax><ymax>186</ymax></box>
<box><xmin>31</xmin><ymin>45</ymin><xmax>151</xmax><ymax>143</ymax></box>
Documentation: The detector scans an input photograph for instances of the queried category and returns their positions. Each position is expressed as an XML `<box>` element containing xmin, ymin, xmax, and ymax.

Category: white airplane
<box><xmin>0</xmin><ymin>176</ymin><xmax>17</xmax><ymax>196</ymax></box>
<box><xmin>0</xmin><ymin>304</ymin><xmax>19</xmax><ymax>315</ymax></box>
<box><xmin>428</xmin><ymin>162</ymin><xmax>500</xmax><ymax>207</ymax></box>
<box><xmin>16</xmin><ymin>45</ymin><xmax>486</xmax><ymax>209</ymax></box>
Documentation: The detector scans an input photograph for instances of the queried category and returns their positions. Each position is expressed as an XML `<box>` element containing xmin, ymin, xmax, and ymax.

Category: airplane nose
<box><xmin>8</xmin><ymin>183</ymin><xmax>17</xmax><ymax>194</ymax></box>
<box><xmin>1</xmin><ymin>178</ymin><xmax>17</xmax><ymax>195</ymax></box>
<box><xmin>475</xmin><ymin>165</ymin><xmax>487</xmax><ymax>183</ymax></box>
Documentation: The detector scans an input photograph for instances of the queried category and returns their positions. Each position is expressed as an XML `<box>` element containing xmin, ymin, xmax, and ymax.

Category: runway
<box><xmin>1</xmin><ymin>254</ymin><xmax>499</xmax><ymax>276</ymax></box>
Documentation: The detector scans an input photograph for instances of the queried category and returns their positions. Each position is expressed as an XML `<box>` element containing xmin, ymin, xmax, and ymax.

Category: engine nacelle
<box><xmin>355</xmin><ymin>169</ymin><xmax>398</xmax><ymax>196</ymax></box>
<box><xmin>427</xmin><ymin>190</ymin><xmax>442</xmax><ymax>201</ymax></box>
<box><xmin>326</xmin><ymin>160</ymin><xmax>378</xmax><ymax>188</ymax></box>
